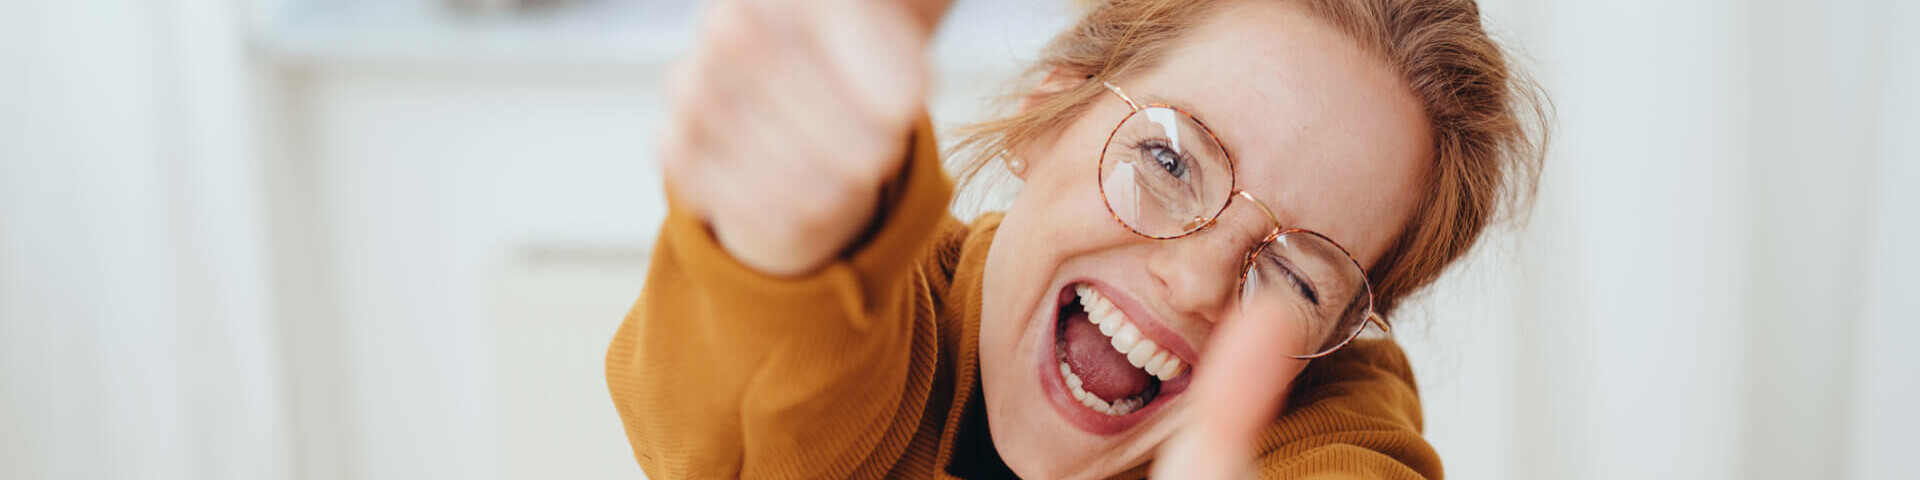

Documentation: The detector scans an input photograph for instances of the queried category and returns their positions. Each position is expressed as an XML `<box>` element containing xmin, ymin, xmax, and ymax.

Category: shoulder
<box><xmin>918</xmin><ymin>212</ymin><xmax>1001</xmax><ymax>292</ymax></box>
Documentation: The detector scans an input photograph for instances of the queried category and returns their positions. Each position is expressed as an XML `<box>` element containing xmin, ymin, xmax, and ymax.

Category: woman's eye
<box><xmin>1286</xmin><ymin>267</ymin><xmax>1321</xmax><ymax>306</ymax></box>
<box><xmin>1134</xmin><ymin>140</ymin><xmax>1189</xmax><ymax>179</ymax></box>
<box><xmin>1260</xmin><ymin>254</ymin><xmax>1321</xmax><ymax>306</ymax></box>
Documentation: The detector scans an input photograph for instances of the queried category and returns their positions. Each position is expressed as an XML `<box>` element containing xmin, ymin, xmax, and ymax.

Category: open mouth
<box><xmin>1049</xmin><ymin>282</ymin><xmax>1191</xmax><ymax>419</ymax></box>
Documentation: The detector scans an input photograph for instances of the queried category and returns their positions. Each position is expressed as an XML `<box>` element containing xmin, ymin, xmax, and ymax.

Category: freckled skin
<box><xmin>974</xmin><ymin>2</ymin><xmax>1434</xmax><ymax>478</ymax></box>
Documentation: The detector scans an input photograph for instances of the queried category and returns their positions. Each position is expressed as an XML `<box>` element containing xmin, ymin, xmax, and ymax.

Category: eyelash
<box><xmin>1260</xmin><ymin>252</ymin><xmax>1321</xmax><ymax>306</ymax></box>
<box><xmin>1132</xmin><ymin>139</ymin><xmax>1192</xmax><ymax>179</ymax></box>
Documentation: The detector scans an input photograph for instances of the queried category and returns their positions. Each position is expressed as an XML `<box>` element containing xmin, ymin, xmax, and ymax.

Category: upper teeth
<box><xmin>1075</xmin><ymin>284</ymin><xmax>1187</xmax><ymax>382</ymax></box>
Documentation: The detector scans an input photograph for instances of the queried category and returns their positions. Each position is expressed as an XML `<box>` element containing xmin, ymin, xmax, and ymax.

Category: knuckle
<box><xmin>837</xmin><ymin>161</ymin><xmax>888</xmax><ymax>192</ymax></box>
<box><xmin>843</xmin><ymin>138</ymin><xmax>899</xmax><ymax>183</ymax></box>
<box><xmin>787</xmin><ymin>200</ymin><xmax>840</xmax><ymax>234</ymax></box>
<box><xmin>701</xmin><ymin>1</ymin><xmax>760</xmax><ymax>58</ymax></box>
<box><xmin>868</xmin><ymin>87</ymin><xmax>924</xmax><ymax>128</ymax></box>
<box><xmin>788</xmin><ymin>187</ymin><xmax>843</xmax><ymax>227</ymax></box>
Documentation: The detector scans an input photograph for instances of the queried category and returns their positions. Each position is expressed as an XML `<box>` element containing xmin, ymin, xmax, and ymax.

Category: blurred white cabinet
<box><xmin>276</xmin><ymin>67</ymin><xmax>668</xmax><ymax>480</ymax></box>
<box><xmin>490</xmin><ymin>252</ymin><xmax>651</xmax><ymax>480</ymax></box>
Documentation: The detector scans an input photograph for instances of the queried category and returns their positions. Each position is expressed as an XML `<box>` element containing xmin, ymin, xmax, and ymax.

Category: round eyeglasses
<box><xmin>1094</xmin><ymin>81</ymin><xmax>1389</xmax><ymax>359</ymax></box>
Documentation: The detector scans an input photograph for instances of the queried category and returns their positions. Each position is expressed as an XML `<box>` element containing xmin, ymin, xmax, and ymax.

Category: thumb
<box><xmin>1152</xmin><ymin>299</ymin><xmax>1312</xmax><ymax>479</ymax></box>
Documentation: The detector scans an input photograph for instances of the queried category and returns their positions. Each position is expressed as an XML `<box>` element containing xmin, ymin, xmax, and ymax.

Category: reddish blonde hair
<box><xmin>950</xmin><ymin>0</ymin><xmax>1549</xmax><ymax>317</ymax></box>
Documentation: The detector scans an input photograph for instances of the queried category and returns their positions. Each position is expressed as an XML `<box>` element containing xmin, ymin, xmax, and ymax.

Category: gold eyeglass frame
<box><xmin>1093</xmin><ymin>80</ymin><xmax>1390</xmax><ymax>359</ymax></box>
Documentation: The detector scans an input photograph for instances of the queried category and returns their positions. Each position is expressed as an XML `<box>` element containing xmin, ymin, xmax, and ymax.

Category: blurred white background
<box><xmin>1</xmin><ymin>0</ymin><xmax>1915</xmax><ymax>479</ymax></box>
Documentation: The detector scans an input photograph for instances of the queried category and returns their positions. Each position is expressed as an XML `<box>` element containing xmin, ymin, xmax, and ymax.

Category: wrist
<box><xmin>711</xmin><ymin>185</ymin><xmax>882</xmax><ymax>278</ymax></box>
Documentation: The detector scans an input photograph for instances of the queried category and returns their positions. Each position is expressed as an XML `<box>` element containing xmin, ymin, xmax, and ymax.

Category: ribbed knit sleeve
<box><xmin>605</xmin><ymin>117</ymin><xmax>955</xmax><ymax>479</ymax></box>
<box><xmin>1252</xmin><ymin>339</ymin><xmax>1443</xmax><ymax>480</ymax></box>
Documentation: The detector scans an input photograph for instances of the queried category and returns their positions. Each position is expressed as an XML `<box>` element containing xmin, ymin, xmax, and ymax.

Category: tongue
<box><xmin>1061</xmin><ymin>310</ymin><xmax>1151</xmax><ymax>401</ymax></box>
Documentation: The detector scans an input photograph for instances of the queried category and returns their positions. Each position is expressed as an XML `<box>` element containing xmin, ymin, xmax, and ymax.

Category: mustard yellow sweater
<box><xmin>605</xmin><ymin>120</ymin><xmax>1441</xmax><ymax>479</ymax></box>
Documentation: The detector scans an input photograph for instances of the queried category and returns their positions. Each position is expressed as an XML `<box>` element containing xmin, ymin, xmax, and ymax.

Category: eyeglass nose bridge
<box><xmin>1230</xmin><ymin>190</ymin><xmax>1285</xmax><ymax>228</ymax></box>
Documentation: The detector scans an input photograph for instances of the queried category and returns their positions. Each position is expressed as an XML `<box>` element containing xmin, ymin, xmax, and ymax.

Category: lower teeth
<box><xmin>1057</xmin><ymin>360</ymin><xmax>1156</xmax><ymax>416</ymax></box>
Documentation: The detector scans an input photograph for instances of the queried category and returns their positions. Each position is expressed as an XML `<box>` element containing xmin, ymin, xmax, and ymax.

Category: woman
<box><xmin>607</xmin><ymin>0</ymin><xmax>1545</xmax><ymax>478</ymax></box>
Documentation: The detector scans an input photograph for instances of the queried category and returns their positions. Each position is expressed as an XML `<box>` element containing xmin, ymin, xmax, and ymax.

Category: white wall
<box><xmin>1400</xmin><ymin>2</ymin><xmax>1920</xmax><ymax>479</ymax></box>
<box><xmin>0</xmin><ymin>1</ymin><xmax>284</xmax><ymax>479</ymax></box>
<box><xmin>1840</xmin><ymin>2</ymin><xmax>1920</xmax><ymax>478</ymax></box>
<box><xmin>2</xmin><ymin>1</ymin><xmax>1915</xmax><ymax>480</ymax></box>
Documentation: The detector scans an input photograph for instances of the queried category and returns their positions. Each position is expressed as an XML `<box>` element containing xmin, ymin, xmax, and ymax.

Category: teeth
<box><xmin>1060</xmin><ymin>359</ymin><xmax>1149</xmax><ymax>417</ymax></box>
<box><xmin>1055</xmin><ymin>284</ymin><xmax>1200</xmax><ymax>418</ymax></box>
<box><xmin>1126</xmin><ymin>339</ymin><xmax>1157</xmax><ymax>367</ymax></box>
<box><xmin>1110</xmin><ymin>323</ymin><xmax>1141</xmax><ymax>353</ymax></box>
<box><xmin>1155</xmin><ymin>358</ymin><xmax>1185</xmax><ymax>381</ymax></box>
<box><xmin>1144</xmin><ymin>351</ymin><xmax>1170</xmax><ymax>375</ymax></box>
<box><xmin>1062</xmin><ymin>361</ymin><xmax>1109</xmax><ymax>414</ymax></box>
<box><xmin>1084</xmin><ymin>393</ymin><xmax>1111</xmax><ymax>412</ymax></box>
<box><xmin>1071</xmin><ymin>284</ymin><xmax>1188</xmax><ymax>383</ymax></box>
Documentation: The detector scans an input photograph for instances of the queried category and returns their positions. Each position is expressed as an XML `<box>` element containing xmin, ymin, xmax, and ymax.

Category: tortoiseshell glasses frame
<box><xmin>1094</xmin><ymin>80</ymin><xmax>1389</xmax><ymax>359</ymax></box>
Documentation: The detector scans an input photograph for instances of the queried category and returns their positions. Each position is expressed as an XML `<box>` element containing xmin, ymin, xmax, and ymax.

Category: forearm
<box><xmin>607</xmin><ymin>118</ymin><xmax>954</xmax><ymax>478</ymax></box>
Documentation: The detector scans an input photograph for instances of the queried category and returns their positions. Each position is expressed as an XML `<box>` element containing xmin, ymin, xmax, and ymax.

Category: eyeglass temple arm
<box><xmin>1101</xmin><ymin>81</ymin><xmax>1141</xmax><ymax>111</ymax></box>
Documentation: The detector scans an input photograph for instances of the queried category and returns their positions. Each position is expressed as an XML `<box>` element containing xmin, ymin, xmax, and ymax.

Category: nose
<box><xmin>1145</xmin><ymin>222</ymin><xmax>1246</xmax><ymax>323</ymax></box>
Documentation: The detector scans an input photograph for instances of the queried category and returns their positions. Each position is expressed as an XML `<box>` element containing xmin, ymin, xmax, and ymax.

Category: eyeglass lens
<box><xmin>1099</xmin><ymin>106</ymin><xmax>1372</xmax><ymax>358</ymax></box>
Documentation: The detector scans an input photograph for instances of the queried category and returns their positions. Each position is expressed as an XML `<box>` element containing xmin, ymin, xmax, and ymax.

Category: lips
<box><xmin>1037</xmin><ymin>280</ymin><xmax>1195</xmax><ymax>434</ymax></box>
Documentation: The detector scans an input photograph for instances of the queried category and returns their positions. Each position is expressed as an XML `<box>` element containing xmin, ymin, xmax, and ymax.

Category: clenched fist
<box><xmin>659</xmin><ymin>0</ymin><xmax>951</xmax><ymax>277</ymax></box>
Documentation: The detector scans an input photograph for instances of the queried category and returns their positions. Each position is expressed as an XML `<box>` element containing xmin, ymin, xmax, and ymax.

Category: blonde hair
<box><xmin>949</xmin><ymin>0</ymin><xmax>1549</xmax><ymax>317</ymax></box>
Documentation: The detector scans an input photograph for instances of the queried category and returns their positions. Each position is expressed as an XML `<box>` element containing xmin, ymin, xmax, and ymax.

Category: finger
<box><xmin>1152</xmin><ymin>300</ymin><xmax>1311</xmax><ymax>479</ymax></box>
<box><xmin>682</xmin><ymin>10</ymin><xmax>758</xmax><ymax>169</ymax></box>
<box><xmin>1154</xmin><ymin>430</ymin><xmax>1255</xmax><ymax>480</ymax></box>
<box><xmin>722</xmin><ymin>6</ymin><xmax>869</xmax><ymax>184</ymax></box>
<box><xmin>693</xmin><ymin>0</ymin><xmax>845</xmax><ymax>178</ymax></box>
<box><xmin>700</xmin><ymin>1</ymin><xmax>910</xmax><ymax>193</ymax></box>
<box><xmin>659</xmin><ymin>60</ymin><xmax>714</xmax><ymax>216</ymax></box>
<box><xmin>811</xmin><ymin>0</ymin><xmax>929</xmax><ymax>133</ymax></box>
<box><xmin>1194</xmin><ymin>300</ymin><xmax>1312</xmax><ymax>437</ymax></box>
<box><xmin>757</xmin><ymin>68</ymin><xmax>902</xmax><ymax>190</ymax></box>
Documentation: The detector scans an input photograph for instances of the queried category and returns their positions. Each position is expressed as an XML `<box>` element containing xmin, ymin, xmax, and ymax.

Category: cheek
<box><xmin>976</xmin><ymin>179</ymin><xmax>1084</xmax><ymax>363</ymax></box>
<box><xmin>981</xmin><ymin>125</ymin><xmax>1151</xmax><ymax>347</ymax></box>
<box><xmin>975</xmin><ymin>150</ymin><xmax>1128</xmax><ymax>398</ymax></box>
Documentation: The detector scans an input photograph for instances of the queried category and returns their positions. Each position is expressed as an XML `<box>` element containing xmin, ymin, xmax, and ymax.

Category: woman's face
<box><xmin>976</xmin><ymin>2</ymin><xmax>1433</xmax><ymax>477</ymax></box>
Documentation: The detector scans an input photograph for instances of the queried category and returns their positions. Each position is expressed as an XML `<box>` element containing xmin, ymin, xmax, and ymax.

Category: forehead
<box><xmin>1121</xmin><ymin>1</ymin><xmax>1431</xmax><ymax>267</ymax></box>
